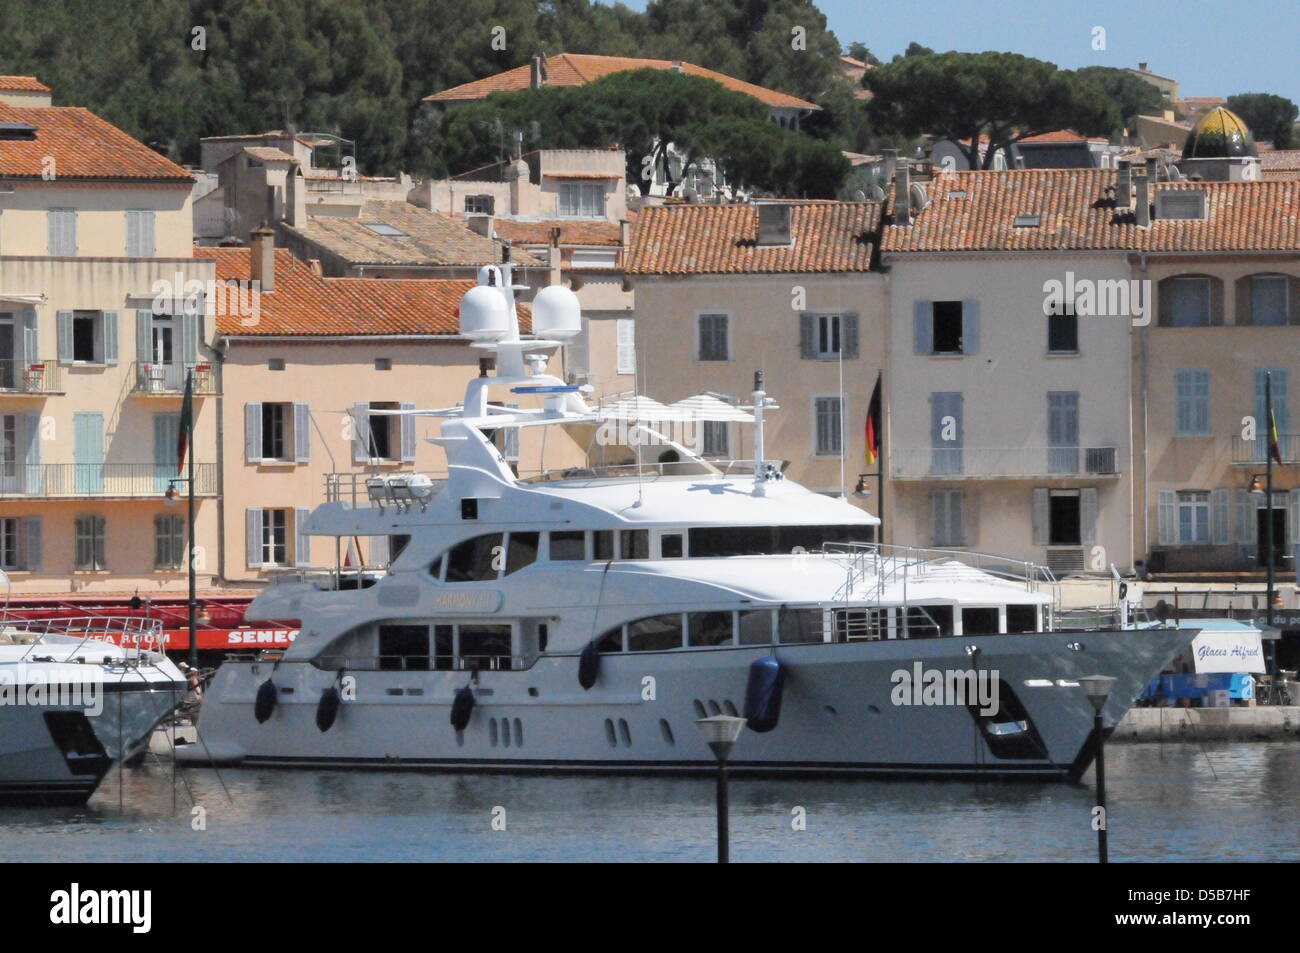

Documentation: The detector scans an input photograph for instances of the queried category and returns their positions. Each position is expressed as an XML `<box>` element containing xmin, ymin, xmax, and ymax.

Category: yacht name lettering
<box><xmin>890</xmin><ymin>663</ymin><xmax>1000</xmax><ymax>716</ymax></box>
<box><xmin>434</xmin><ymin>591</ymin><xmax>499</xmax><ymax>611</ymax></box>
<box><xmin>49</xmin><ymin>884</ymin><xmax>151</xmax><ymax>934</ymax></box>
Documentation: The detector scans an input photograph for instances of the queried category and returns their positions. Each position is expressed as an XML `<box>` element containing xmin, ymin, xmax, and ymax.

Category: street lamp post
<box><xmin>696</xmin><ymin>714</ymin><xmax>745</xmax><ymax>864</ymax></box>
<box><xmin>1079</xmin><ymin>675</ymin><xmax>1116</xmax><ymax>864</ymax></box>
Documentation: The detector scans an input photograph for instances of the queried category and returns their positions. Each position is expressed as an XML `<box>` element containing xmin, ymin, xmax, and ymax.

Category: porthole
<box><xmin>692</xmin><ymin>699</ymin><xmax>707</xmax><ymax>718</ymax></box>
<box><xmin>707</xmin><ymin>700</ymin><xmax>721</xmax><ymax>716</ymax></box>
<box><xmin>604</xmin><ymin>718</ymin><xmax>617</xmax><ymax>747</ymax></box>
<box><xmin>659</xmin><ymin>719</ymin><xmax>675</xmax><ymax>745</ymax></box>
<box><xmin>618</xmin><ymin>718</ymin><xmax>632</xmax><ymax>747</ymax></box>
<box><xmin>489</xmin><ymin>718</ymin><xmax>499</xmax><ymax>747</ymax></box>
<box><xmin>722</xmin><ymin>700</ymin><xmax>738</xmax><ymax>716</ymax></box>
<box><xmin>514</xmin><ymin>717</ymin><xmax>524</xmax><ymax>746</ymax></box>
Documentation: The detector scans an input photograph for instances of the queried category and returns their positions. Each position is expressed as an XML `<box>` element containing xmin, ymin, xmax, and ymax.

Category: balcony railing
<box><xmin>129</xmin><ymin>361</ymin><xmax>219</xmax><ymax>396</ymax></box>
<box><xmin>1232</xmin><ymin>434</ymin><xmax>1300</xmax><ymax>465</ymax></box>
<box><xmin>890</xmin><ymin>446</ymin><xmax>1122</xmax><ymax>480</ymax></box>
<box><xmin>0</xmin><ymin>463</ymin><xmax>217</xmax><ymax>498</ymax></box>
<box><xmin>0</xmin><ymin>358</ymin><xmax>61</xmax><ymax>395</ymax></box>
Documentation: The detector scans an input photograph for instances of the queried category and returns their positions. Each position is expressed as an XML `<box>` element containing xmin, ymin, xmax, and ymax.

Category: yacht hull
<box><xmin>188</xmin><ymin>628</ymin><xmax>1194</xmax><ymax>781</ymax></box>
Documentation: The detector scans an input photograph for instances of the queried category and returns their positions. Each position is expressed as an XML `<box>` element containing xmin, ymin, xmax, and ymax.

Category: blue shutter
<box><xmin>400</xmin><ymin>402</ymin><xmax>416</xmax><ymax>462</ymax></box>
<box><xmin>294</xmin><ymin>403</ymin><xmax>310</xmax><ymax>463</ymax></box>
<box><xmin>295</xmin><ymin>508</ymin><xmax>311</xmax><ymax>567</ymax></box>
<box><xmin>1081</xmin><ymin>487</ymin><xmax>1098</xmax><ymax>546</ymax></box>
<box><xmin>930</xmin><ymin>392</ymin><xmax>962</xmax><ymax>475</ymax></box>
<box><xmin>1290</xmin><ymin>490</ymin><xmax>1300</xmax><ymax>581</ymax></box>
<box><xmin>244</xmin><ymin>403</ymin><xmax>262</xmax><ymax>464</ymax></box>
<box><xmin>913</xmin><ymin>300</ymin><xmax>932</xmax><ymax>354</ymax></box>
<box><xmin>1157</xmin><ymin>490</ymin><xmax>1176</xmax><ymax>546</ymax></box>
<box><xmin>841</xmin><ymin>312</ymin><xmax>859</xmax><ymax>359</ymax></box>
<box><xmin>1048</xmin><ymin>391</ymin><xmax>1079</xmax><ymax>473</ymax></box>
<box><xmin>1237</xmin><ymin>488</ymin><xmax>1256</xmax><ymax>546</ymax></box>
<box><xmin>352</xmin><ymin>402</ymin><xmax>370</xmax><ymax>463</ymax></box>
<box><xmin>102</xmin><ymin>310</ymin><xmax>118</xmax><ymax>365</ymax></box>
<box><xmin>23</xmin><ymin>516</ymin><xmax>41</xmax><ymax>571</ymax></box>
<box><xmin>961</xmin><ymin>299</ymin><xmax>980</xmax><ymax>355</ymax></box>
<box><xmin>22</xmin><ymin>413</ymin><xmax>41</xmax><ymax>495</ymax></box>
<box><xmin>183</xmin><ymin>309</ymin><xmax>201</xmax><ymax>365</ymax></box>
<box><xmin>154</xmin><ymin>413</ymin><xmax>180</xmax><ymax>492</ymax></box>
<box><xmin>1255</xmin><ymin>368</ymin><xmax>1289</xmax><ymax>459</ymax></box>
<box><xmin>73</xmin><ymin>412</ymin><xmax>104</xmax><ymax>494</ymax></box>
<box><xmin>57</xmin><ymin>310</ymin><xmax>74</xmax><ymax>364</ymax></box>
<box><xmin>1032</xmin><ymin>488</ymin><xmax>1049</xmax><ymax>545</ymax></box>
<box><xmin>798</xmin><ymin>313</ymin><xmax>815</xmax><ymax>359</ymax></box>
<box><xmin>246</xmin><ymin>509</ymin><xmax>264</xmax><ymax>569</ymax></box>
<box><xmin>136</xmin><ymin>309</ymin><xmax>153</xmax><ymax>365</ymax></box>
<box><xmin>1211</xmin><ymin>487</ymin><xmax>1230</xmax><ymax>545</ymax></box>
<box><xmin>20</xmin><ymin>309</ymin><xmax>38</xmax><ymax>366</ymax></box>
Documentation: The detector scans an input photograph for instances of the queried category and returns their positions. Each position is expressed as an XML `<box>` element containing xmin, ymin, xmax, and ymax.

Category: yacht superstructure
<box><xmin>184</xmin><ymin>254</ymin><xmax>1197</xmax><ymax>780</ymax></box>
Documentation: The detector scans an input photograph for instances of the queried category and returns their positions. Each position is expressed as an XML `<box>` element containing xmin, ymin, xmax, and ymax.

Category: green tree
<box><xmin>891</xmin><ymin>41</ymin><xmax>933</xmax><ymax>62</ymax></box>
<box><xmin>1226</xmin><ymin>92</ymin><xmax>1298</xmax><ymax>148</ymax></box>
<box><xmin>1074</xmin><ymin>66</ymin><xmax>1163</xmax><ymax>134</ymax></box>
<box><xmin>865</xmin><ymin>51</ymin><xmax>1119</xmax><ymax>169</ymax></box>
<box><xmin>845</xmin><ymin>42</ymin><xmax>880</xmax><ymax>66</ymax></box>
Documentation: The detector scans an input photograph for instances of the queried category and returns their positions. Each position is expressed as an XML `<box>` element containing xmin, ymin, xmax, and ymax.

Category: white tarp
<box><xmin>1191</xmin><ymin>629</ymin><xmax>1266</xmax><ymax>674</ymax></box>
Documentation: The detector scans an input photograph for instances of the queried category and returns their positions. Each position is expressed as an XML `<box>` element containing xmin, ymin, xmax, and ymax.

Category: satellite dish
<box><xmin>866</xmin><ymin>184</ymin><xmax>886</xmax><ymax>201</ymax></box>
<box><xmin>684</xmin><ymin>185</ymin><xmax>699</xmax><ymax>204</ymax></box>
<box><xmin>1154</xmin><ymin>599</ymin><xmax>1171</xmax><ymax>622</ymax></box>
<box><xmin>852</xmin><ymin>189</ymin><xmax>866</xmax><ymax>201</ymax></box>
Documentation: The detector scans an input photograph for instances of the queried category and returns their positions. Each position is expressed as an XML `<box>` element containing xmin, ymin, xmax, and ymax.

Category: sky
<box><xmin>604</xmin><ymin>0</ymin><xmax>1300</xmax><ymax>104</ymax></box>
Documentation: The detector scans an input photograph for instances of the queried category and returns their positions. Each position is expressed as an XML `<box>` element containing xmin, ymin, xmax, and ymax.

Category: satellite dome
<box><xmin>458</xmin><ymin>285</ymin><xmax>509</xmax><ymax>341</ymax></box>
<box><xmin>1183</xmin><ymin>107</ymin><xmax>1257</xmax><ymax>159</ymax></box>
<box><xmin>530</xmin><ymin>284</ymin><xmax>582</xmax><ymax>340</ymax></box>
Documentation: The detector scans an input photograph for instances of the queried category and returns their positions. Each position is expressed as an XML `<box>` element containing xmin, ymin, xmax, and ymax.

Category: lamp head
<box><xmin>1249</xmin><ymin>475</ymin><xmax>1265</xmax><ymax>495</ymax></box>
<box><xmin>1078</xmin><ymin>675</ymin><xmax>1117</xmax><ymax>713</ymax></box>
<box><xmin>695</xmin><ymin>715</ymin><xmax>746</xmax><ymax>763</ymax></box>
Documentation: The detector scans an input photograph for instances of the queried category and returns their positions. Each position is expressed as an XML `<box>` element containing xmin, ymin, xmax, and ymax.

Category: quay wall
<box><xmin>1113</xmin><ymin>706</ymin><xmax>1300</xmax><ymax>742</ymax></box>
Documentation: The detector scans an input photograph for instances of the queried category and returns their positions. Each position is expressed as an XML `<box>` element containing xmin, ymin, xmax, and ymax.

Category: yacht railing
<box><xmin>516</xmin><ymin>458</ymin><xmax>788</xmax><ymax>484</ymax></box>
<box><xmin>311</xmin><ymin>653</ymin><xmax>536</xmax><ymax>673</ymax></box>
<box><xmin>323</xmin><ymin>471</ymin><xmax>449</xmax><ymax>508</ymax></box>
<box><xmin>822</xmin><ymin>541</ymin><xmax>1058</xmax><ymax>606</ymax></box>
<box><xmin>0</xmin><ymin>614</ymin><xmax>167</xmax><ymax>663</ymax></box>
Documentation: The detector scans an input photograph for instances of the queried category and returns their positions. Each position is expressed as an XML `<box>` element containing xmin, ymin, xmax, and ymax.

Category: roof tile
<box><xmin>0</xmin><ymin>104</ymin><xmax>191</xmax><ymax>181</ymax></box>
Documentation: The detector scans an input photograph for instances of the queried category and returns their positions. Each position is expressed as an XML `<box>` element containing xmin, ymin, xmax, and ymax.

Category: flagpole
<box><xmin>1265</xmin><ymin>372</ymin><xmax>1276</xmax><ymax>674</ymax></box>
<box><xmin>878</xmin><ymin>370</ymin><xmax>885</xmax><ymax>546</ymax></box>
<box><xmin>186</xmin><ymin>371</ymin><xmax>197</xmax><ymax>671</ymax></box>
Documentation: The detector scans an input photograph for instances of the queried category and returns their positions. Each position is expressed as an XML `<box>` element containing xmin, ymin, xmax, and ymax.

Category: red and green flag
<box><xmin>176</xmin><ymin>370</ymin><xmax>193</xmax><ymax>473</ymax></box>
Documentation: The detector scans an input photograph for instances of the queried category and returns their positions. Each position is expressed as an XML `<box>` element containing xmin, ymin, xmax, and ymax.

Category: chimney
<box><xmin>894</xmin><ymin>159</ymin><xmax>912</xmax><ymax>226</ymax></box>
<box><xmin>250</xmin><ymin>223</ymin><xmax>275</xmax><ymax>293</ymax></box>
<box><xmin>285</xmin><ymin>165</ymin><xmax>306</xmax><ymax>227</ymax></box>
<box><xmin>1116</xmin><ymin>159</ymin><xmax>1132</xmax><ymax>207</ymax></box>
<box><xmin>1138</xmin><ymin>62</ymin><xmax>1148</xmax><ymax>72</ymax></box>
<box><xmin>530</xmin><ymin>56</ymin><xmax>544</xmax><ymax>90</ymax></box>
<box><xmin>467</xmin><ymin>214</ymin><xmax>494</xmax><ymax>238</ymax></box>
<box><xmin>671</xmin><ymin>61</ymin><xmax>683</xmax><ymax>72</ymax></box>
<box><xmin>882</xmin><ymin>148</ymin><xmax>898</xmax><ymax>196</ymax></box>
<box><xmin>548</xmin><ymin>226</ymin><xmax>562</xmax><ymax>286</ymax></box>
<box><xmin>756</xmin><ymin>203</ymin><xmax>792</xmax><ymax>246</ymax></box>
<box><xmin>619</xmin><ymin>218</ymin><xmax>630</xmax><ymax>248</ymax></box>
<box><xmin>1134</xmin><ymin>171</ymin><xmax>1150</xmax><ymax>228</ymax></box>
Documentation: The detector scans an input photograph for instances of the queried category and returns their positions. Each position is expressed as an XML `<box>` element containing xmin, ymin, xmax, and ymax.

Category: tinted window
<box><xmin>596</xmin><ymin>626</ymin><xmax>623</xmax><ymax>652</ymax></box>
<box><xmin>688</xmin><ymin>612</ymin><xmax>733</xmax><ymax>647</ymax></box>
<box><xmin>445</xmin><ymin>533</ymin><xmax>503</xmax><ymax>582</ymax></box>
<box><xmin>378</xmin><ymin>624</ymin><xmax>428</xmax><ymax>671</ymax></box>
<box><xmin>620</xmin><ymin>529</ymin><xmax>649</xmax><ymax>559</ymax></box>
<box><xmin>550</xmin><ymin>531</ymin><xmax>585</xmax><ymax>560</ymax></box>
<box><xmin>592</xmin><ymin>530</ymin><xmax>614</xmax><ymax>560</ymax></box>
<box><xmin>660</xmin><ymin>533</ymin><xmax>684</xmax><ymax>558</ymax></box>
<box><xmin>778</xmin><ymin>609</ymin><xmax>823</xmax><ymax>643</ymax></box>
<box><xmin>505</xmin><ymin>532</ymin><xmax>539</xmax><ymax>574</ymax></box>
<box><xmin>627</xmin><ymin>614</ymin><xmax>683</xmax><ymax>651</ymax></box>
<box><xmin>459</xmin><ymin>625</ymin><xmax>513</xmax><ymax>670</ymax></box>
<box><xmin>961</xmin><ymin>607</ymin><xmax>1000</xmax><ymax>635</ymax></box>
<box><xmin>738</xmin><ymin>610</ymin><xmax>773</xmax><ymax>644</ymax></box>
<box><xmin>1006</xmin><ymin>604</ymin><xmax>1038</xmax><ymax>633</ymax></box>
<box><xmin>433</xmin><ymin>624</ymin><xmax>453</xmax><ymax>670</ymax></box>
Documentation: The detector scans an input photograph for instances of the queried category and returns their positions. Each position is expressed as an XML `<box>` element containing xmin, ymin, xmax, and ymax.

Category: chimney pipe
<box><xmin>1116</xmin><ymin>159</ymin><xmax>1132</xmax><ymax>207</ymax></box>
<box><xmin>1146</xmin><ymin>156</ymin><xmax>1160</xmax><ymax>181</ymax></box>
<box><xmin>1134</xmin><ymin>172</ymin><xmax>1150</xmax><ymax>228</ymax></box>
<box><xmin>530</xmin><ymin>56</ymin><xmax>543</xmax><ymax>90</ymax></box>
<box><xmin>1139</xmin><ymin>62</ymin><xmax>1148</xmax><ymax>71</ymax></box>
<box><xmin>894</xmin><ymin>159</ymin><xmax>912</xmax><ymax>226</ymax></box>
<box><xmin>467</xmin><ymin>214</ymin><xmax>494</xmax><ymax>238</ymax></box>
<box><xmin>250</xmin><ymin>223</ymin><xmax>275</xmax><ymax>293</ymax></box>
<box><xmin>882</xmin><ymin>148</ymin><xmax>898</xmax><ymax>197</ymax></box>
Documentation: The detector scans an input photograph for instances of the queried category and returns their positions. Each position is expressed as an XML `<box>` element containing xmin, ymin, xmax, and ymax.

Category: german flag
<box><xmin>865</xmin><ymin>373</ymin><xmax>882</xmax><ymax>466</ymax></box>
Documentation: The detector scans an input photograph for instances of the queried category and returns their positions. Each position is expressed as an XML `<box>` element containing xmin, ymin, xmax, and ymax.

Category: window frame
<box><xmin>813</xmin><ymin>394</ymin><xmax>843</xmax><ymax>457</ymax></box>
<box><xmin>695</xmin><ymin>311</ymin><xmax>730</xmax><ymax>363</ymax></box>
<box><xmin>815</xmin><ymin>312</ymin><xmax>842</xmax><ymax>360</ymax></box>
<box><xmin>261</xmin><ymin>508</ymin><xmax>289</xmax><ymax>567</ymax></box>
<box><xmin>557</xmin><ymin>182</ymin><xmax>606</xmax><ymax>218</ymax></box>
<box><xmin>154</xmin><ymin>513</ymin><xmax>186</xmax><ymax>570</ymax></box>
<box><xmin>931</xmin><ymin>300</ymin><xmax>965</xmax><ymax>354</ymax></box>
<box><xmin>74</xmin><ymin>514</ymin><xmax>106</xmax><ymax>571</ymax></box>
<box><xmin>1176</xmin><ymin>490</ymin><xmax>1211</xmax><ymax>545</ymax></box>
<box><xmin>1174</xmin><ymin>368</ymin><xmax>1211</xmax><ymax>437</ymax></box>
<box><xmin>0</xmin><ymin>517</ymin><xmax>18</xmax><ymax>570</ymax></box>
<box><xmin>1046</xmin><ymin>305</ymin><xmax>1079</xmax><ymax>355</ymax></box>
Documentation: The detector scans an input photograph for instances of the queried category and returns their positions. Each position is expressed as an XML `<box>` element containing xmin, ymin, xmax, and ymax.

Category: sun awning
<box><xmin>0</xmin><ymin>293</ymin><xmax>44</xmax><ymax>304</ymax></box>
<box><xmin>597</xmin><ymin>396</ymin><xmax>680</xmax><ymax>421</ymax></box>
<box><xmin>668</xmin><ymin>394</ymin><xmax>755</xmax><ymax>422</ymax></box>
<box><xmin>1190</xmin><ymin>624</ymin><xmax>1266</xmax><ymax>674</ymax></box>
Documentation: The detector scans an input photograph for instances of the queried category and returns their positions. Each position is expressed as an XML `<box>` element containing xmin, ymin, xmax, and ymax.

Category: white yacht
<box><xmin>0</xmin><ymin>616</ymin><xmax>184</xmax><ymax>805</ymax></box>
<box><xmin>184</xmin><ymin>257</ymin><xmax>1196</xmax><ymax>781</ymax></box>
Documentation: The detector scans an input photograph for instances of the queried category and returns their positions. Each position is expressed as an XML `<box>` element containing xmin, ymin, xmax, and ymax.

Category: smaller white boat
<box><xmin>0</xmin><ymin>616</ymin><xmax>185</xmax><ymax>805</ymax></box>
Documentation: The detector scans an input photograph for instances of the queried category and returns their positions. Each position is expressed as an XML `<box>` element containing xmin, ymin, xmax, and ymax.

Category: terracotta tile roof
<box><xmin>1261</xmin><ymin>150</ymin><xmax>1300</xmax><ymax>171</ymax></box>
<box><xmin>424</xmin><ymin>53</ymin><xmax>817</xmax><ymax>111</ymax></box>
<box><xmin>1019</xmin><ymin>130</ymin><xmax>1109</xmax><ymax>144</ymax></box>
<box><xmin>282</xmin><ymin>200</ymin><xmax>541</xmax><ymax>267</ymax></box>
<box><xmin>0</xmin><ymin>104</ymin><xmax>192</xmax><ymax>181</ymax></box>
<box><xmin>883</xmin><ymin>168</ymin><xmax>1300</xmax><ymax>253</ymax></box>
<box><xmin>196</xmin><ymin>246</ymin><xmax>531</xmax><ymax>336</ymax></box>
<box><xmin>626</xmin><ymin>202</ymin><xmax>881</xmax><ymax>275</ymax></box>
<box><xmin>492</xmin><ymin>219</ymin><xmax>623</xmax><ymax>246</ymax></box>
<box><xmin>244</xmin><ymin>146</ymin><xmax>297</xmax><ymax>163</ymax></box>
<box><xmin>0</xmin><ymin>76</ymin><xmax>50</xmax><ymax>92</ymax></box>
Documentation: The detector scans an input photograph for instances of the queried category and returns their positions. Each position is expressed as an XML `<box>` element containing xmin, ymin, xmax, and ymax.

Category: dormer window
<box><xmin>1156</xmin><ymin>190</ymin><xmax>1206</xmax><ymax>221</ymax></box>
<box><xmin>1013</xmin><ymin>214</ymin><xmax>1041</xmax><ymax>228</ymax></box>
<box><xmin>362</xmin><ymin>222</ymin><xmax>406</xmax><ymax>237</ymax></box>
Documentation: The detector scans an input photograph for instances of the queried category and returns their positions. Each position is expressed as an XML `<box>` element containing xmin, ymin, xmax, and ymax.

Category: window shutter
<box><xmin>1032</xmin><ymin>488</ymin><xmax>1049</xmax><ymax>545</ymax></box>
<box><xmin>136</xmin><ymin>310</ymin><xmax>153</xmax><ymax>364</ymax></box>
<box><xmin>294</xmin><ymin>403</ymin><xmax>311</xmax><ymax>463</ymax></box>
<box><xmin>183</xmin><ymin>309</ymin><xmax>201</xmax><ymax>364</ymax></box>
<box><xmin>57</xmin><ymin>310</ymin><xmax>74</xmax><ymax>364</ymax></box>
<box><xmin>295</xmin><ymin>508</ymin><xmax>311</xmax><ymax>567</ymax></box>
<box><xmin>1290</xmin><ymin>490</ymin><xmax>1300</xmax><ymax>578</ymax></box>
<box><xmin>841</xmin><ymin>312</ymin><xmax>859</xmax><ymax>359</ymax></box>
<box><xmin>798</xmin><ymin>312</ymin><xmax>815</xmax><ymax>359</ymax></box>
<box><xmin>1237</xmin><ymin>488</ymin><xmax>1256</xmax><ymax>545</ymax></box>
<box><xmin>22</xmin><ymin>413</ymin><xmax>40</xmax><ymax>494</ymax></box>
<box><xmin>1210</xmin><ymin>488</ymin><xmax>1230</xmax><ymax>545</ymax></box>
<box><xmin>352</xmin><ymin>402</ymin><xmax>370</xmax><ymax>463</ymax></box>
<box><xmin>22</xmin><ymin>516</ymin><xmax>41</xmax><ymax>571</ymax></box>
<box><xmin>961</xmin><ymin>299</ymin><xmax>980</xmax><ymax>355</ymax></box>
<box><xmin>950</xmin><ymin>491</ymin><xmax>964</xmax><ymax>545</ymax></box>
<box><xmin>244</xmin><ymin>403</ymin><xmax>262</xmax><ymax>464</ymax></box>
<box><xmin>101</xmin><ymin>310</ymin><xmax>118</xmax><ymax>365</ymax></box>
<box><xmin>913</xmin><ymin>300</ymin><xmax>932</xmax><ymax>354</ymax></box>
<box><xmin>1157</xmin><ymin>490</ymin><xmax>1176</xmax><ymax>546</ymax></box>
<box><xmin>400</xmin><ymin>401</ymin><xmax>416</xmax><ymax>462</ymax></box>
<box><xmin>142</xmin><ymin>210</ymin><xmax>155</xmax><ymax>257</ymax></box>
<box><xmin>21</xmin><ymin>309</ymin><xmax>38</xmax><ymax>366</ymax></box>
<box><xmin>153</xmin><ymin>413</ymin><xmax>180</xmax><ymax>491</ymax></box>
<box><xmin>931</xmin><ymin>491</ymin><xmax>947</xmax><ymax>546</ymax></box>
<box><xmin>616</xmin><ymin>319</ymin><xmax>635</xmax><ymax>375</ymax></box>
<box><xmin>246</xmin><ymin>509</ymin><xmax>263</xmax><ymax>569</ymax></box>
<box><xmin>1080</xmin><ymin>487</ymin><xmax>1098</xmax><ymax>546</ymax></box>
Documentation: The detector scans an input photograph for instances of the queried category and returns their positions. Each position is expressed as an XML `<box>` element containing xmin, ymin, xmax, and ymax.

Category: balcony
<box><xmin>890</xmin><ymin>446</ymin><xmax>1123</xmax><ymax>480</ymax></box>
<box><xmin>0</xmin><ymin>463</ymin><xmax>218</xmax><ymax>498</ymax></box>
<box><xmin>129</xmin><ymin>361</ymin><xmax>219</xmax><ymax>397</ymax></box>
<box><xmin>1232</xmin><ymin>434</ymin><xmax>1300</xmax><ymax>465</ymax></box>
<box><xmin>0</xmin><ymin>358</ymin><xmax>61</xmax><ymax>396</ymax></box>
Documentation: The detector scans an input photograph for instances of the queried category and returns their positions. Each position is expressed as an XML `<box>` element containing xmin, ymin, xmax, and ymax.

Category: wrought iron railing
<box><xmin>889</xmin><ymin>446</ymin><xmax>1122</xmax><ymax>479</ymax></box>
<box><xmin>129</xmin><ymin>361</ymin><xmax>219</xmax><ymax>395</ymax></box>
<box><xmin>1232</xmin><ymin>434</ymin><xmax>1300</xmax><ymax>464</ymax></box>
<box><xmin>0</xmin><ymin>462</ymin><xmax>217</xmax><ymax>498</ymax></box>
<box><xmin>0</xmin><ymin>358</ymin><xmax>60</xmax><ymax>394</ymax></box>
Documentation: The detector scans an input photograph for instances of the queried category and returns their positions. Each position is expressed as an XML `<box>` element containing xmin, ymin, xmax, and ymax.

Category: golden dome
<box><xmin>1183</xmin><ymin>106</ymin><xmax>1257</xmax><ymax>158</ymax></box>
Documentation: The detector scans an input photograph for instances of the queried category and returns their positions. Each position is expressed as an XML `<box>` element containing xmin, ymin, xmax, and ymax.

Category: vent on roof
<box><xmin>1155</xmin><ymin>190</ymin><xmax>1206</xmax><ymax>221</ymax></box>
<box><xmin>363</xmin><ymin>222</ymin><xmax>407</xmax><ymax>237</ymax></box>
<box><xmin>0</xmin><ymin>122</ymin><xmax>37</xmax><ymax>141</ymax></box>
<box><xmin>756</xmin><ymin>203</ymin><xmax>792</xmax><ymax>247</ymax></box>
<box><xmin>1013</xmin><ymin>214</ymin><xmax>1041</xmax><ymax>228</ymax></box>
<box><xmin>947</xmin><ymin>190</ymin><xmax>967</xmax><ymax>199</ymax></box>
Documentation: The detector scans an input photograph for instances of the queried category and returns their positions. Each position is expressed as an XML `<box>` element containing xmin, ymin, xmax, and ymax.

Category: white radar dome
<box><xmin>458</xmin><ymin>285</ymin><xmax>509</xmax><ymax>341</ymax></box>
<box><xmin>530</xmin><ymin>284</ymin><xmax>582</xmax><ymax>340</ymax></box>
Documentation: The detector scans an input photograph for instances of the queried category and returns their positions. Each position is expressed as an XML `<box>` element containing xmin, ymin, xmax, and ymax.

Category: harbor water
<box><xmin>1</xmin><ymin>742</ymin><xmax>1296</xmax><ymax>862</ymax></box>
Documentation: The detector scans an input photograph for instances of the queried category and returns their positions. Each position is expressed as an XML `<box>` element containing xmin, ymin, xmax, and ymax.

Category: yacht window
<box><xmin>660</xmin><ymin>533</ymin><xmax>684</xmax><ymax>558</ymax></box>
<box><xmin>596</xmin><ymin>626</ymin><xmax>623</xmax><ymax>652</ymax></box>
<box><xmin>378</xmin><ymin>624</ymin><xmax>429</xmax><ymax>671</ymax></box>
<box><xmin>433</xmin><ymin>625</ymin><xmax>453</xmax><ymax>670</ymax></box>
<box><xmin>627</xmin><ymin>614</ymin><xmax>683</xmax><ymax>652</ymax></box>
<box><xmin>738</xmin><ymin>610</ymin><xmax>774</xmax><ymax>645</ymax></box>
<box><xmin>550</xmin><ymin>531</ymin><xmax>586</xmax><ymax>560</ymax></box>
<box><xmin>428</xmin><ymin>556</ymin><xmax>443</xmax><ymax>580</ymax></box>
<box><xmin>593</xmin><ymin>530</ymin><xmax>614</xmax><ymax>560</ymax></box>
<box><xmin>924</xmin><ymin>605</ymin><xmax>954</xmax><ymax>637</ymax></box>
<box><xmin>505</xmin><ymin>532</ymin><xmax>539</xmax><ymax>574</ymax></box>
<box><xmin>902</xmin><ymin>606</ymin><xmax>942</xmax><ymax>638</ymax></box>
<box><xmin>778</xmin><ymin>608</ymin><xmax>824</xmax><ymax>644</ymax></box>
<box><xmin>390</xmin><ymin>535</ymin><xmax>411</xmax><ymax>562</ymax></box>
<box><xmin>687</xmin><ymin>612</ymin><xmax>733</xmax><ymax>647</ymax></box>
<box><xmin>619</xmin><ymin>529</ymin><xmax>649</xmax><ymax>559</ymax></box>
<box><xmin>1006</xmin><ymin>605</ymin><xmax>1038</xmax><ymax>633</ymax></box>
<box><xmin>961</xmin><ymin>607</ymin><xmax>1000</xmax><ymax>635</ymax></box>
<box><xmin>459</xmin><ymin>624</ymin><xmax>513</xmax><ymax>671</ymax></box>
<box><xmin>688</xmin><ymin>524</ymin><xmax>874</xmax><ymax>556</ymax></box>
<box><xmin>446</xmin><ymin>533</ymin><xmax>503</xmax><ymax>582</ymax></box>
